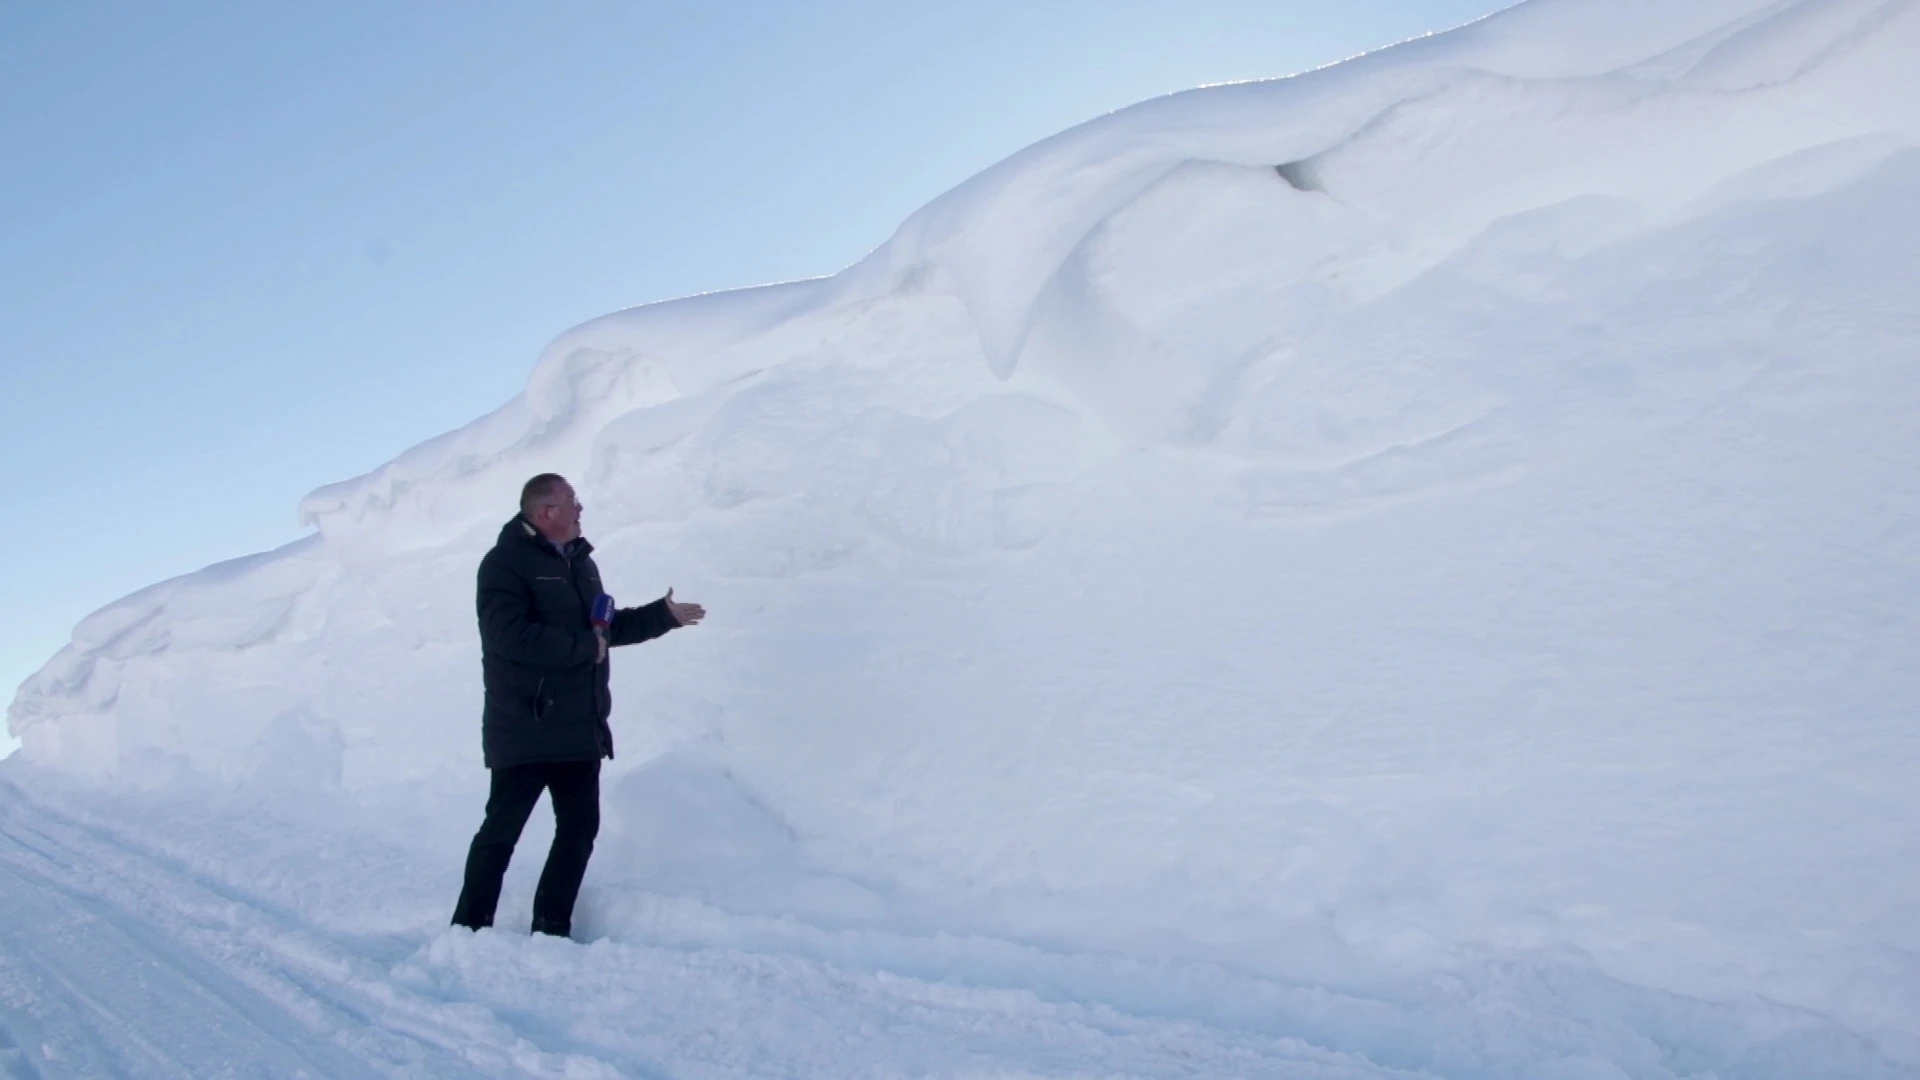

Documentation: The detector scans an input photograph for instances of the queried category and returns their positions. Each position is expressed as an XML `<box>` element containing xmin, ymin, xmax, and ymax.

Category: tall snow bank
<box><xmin>12</xmin><ymin>0</ymin><xmax>1920</xmax><ymax>1062</ymax></box>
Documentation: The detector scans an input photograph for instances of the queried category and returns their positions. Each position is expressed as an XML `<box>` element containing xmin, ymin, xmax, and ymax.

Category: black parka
<box><xmin>477</xmin><ymin>515</ymin><xmax>679</xmax><ymax>768</ymax></box>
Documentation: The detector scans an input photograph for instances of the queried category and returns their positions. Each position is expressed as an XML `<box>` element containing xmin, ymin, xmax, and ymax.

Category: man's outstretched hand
<box><xmin>664</xmin><ymin>588</ymin><xmax>706</xmax><ymax>627</ymax></box>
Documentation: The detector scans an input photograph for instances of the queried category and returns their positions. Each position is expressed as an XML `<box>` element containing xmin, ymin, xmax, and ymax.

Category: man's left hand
<box><xmin>664</xmin><ymin>587</ymin><xmax>706</xmax><ymax>627</ymax></box>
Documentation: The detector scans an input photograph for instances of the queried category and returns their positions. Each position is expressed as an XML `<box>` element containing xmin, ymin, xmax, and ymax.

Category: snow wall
<box><xmin>12</xmin><ymin>0</ymin><xmax>1920</xmax><ymax>1063</ymax></box>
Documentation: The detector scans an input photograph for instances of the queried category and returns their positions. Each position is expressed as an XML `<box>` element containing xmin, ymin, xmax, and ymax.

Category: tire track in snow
<box><xmin>0</xmin><ymin>835</ymin><xmax>361</xmax><ymax>1078</ymax></box>
<box><xmin>0</xmin><ymin>779</ymin><xmax>622</xmax><ymax>1079</ymax></box>
<box><xmin>10</xmin><ymin>775</ymin><xmax>1906</xmax><ymax>1078</ymax></box>
<box><xmin>0</xmin><ymin>778</ymin><xmax>1424</xmax><ymax>1078</ymax></box>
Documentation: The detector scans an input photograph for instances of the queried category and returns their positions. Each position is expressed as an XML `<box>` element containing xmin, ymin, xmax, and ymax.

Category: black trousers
<box><xmin>451</xmin><ymin>759</ymin><xmax>601</xmax><ymax>937</ymax></box>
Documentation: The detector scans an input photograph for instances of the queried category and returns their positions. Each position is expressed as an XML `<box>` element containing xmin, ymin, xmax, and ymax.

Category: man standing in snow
<box><xmin>451</xmin><ymin>473</ymin><xmax>705</xmax><ymax>938</ymax></box>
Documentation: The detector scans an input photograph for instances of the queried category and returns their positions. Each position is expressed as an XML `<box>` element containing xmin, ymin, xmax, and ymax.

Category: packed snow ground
<box><xmin>4</xmin><ymin>774</ymin><xmax>1913</xmax><ymax>1079</ymax></box>
<box><xmin>9</xmin><ymin>0</ymin><xmax>1920</xmax><ymax>1075</ymax></box>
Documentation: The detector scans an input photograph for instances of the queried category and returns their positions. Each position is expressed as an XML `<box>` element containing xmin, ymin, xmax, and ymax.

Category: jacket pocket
<box><xmin>531</xmin><ymin>677</ymin><xmax>549</xmax><ymax>721</ymax></box>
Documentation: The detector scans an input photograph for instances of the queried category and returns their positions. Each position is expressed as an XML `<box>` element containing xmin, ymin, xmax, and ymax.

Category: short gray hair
<box><xmin>519</xmin><ymin>473</ymin><xmax>569</xmax><ymax>516</ymax></box>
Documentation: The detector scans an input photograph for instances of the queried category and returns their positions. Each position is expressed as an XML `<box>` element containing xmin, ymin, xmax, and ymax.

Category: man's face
<box><xmin>534</xmin><ymin>481</ymin><xmax>583</xmax><ymax>543</ymax></box>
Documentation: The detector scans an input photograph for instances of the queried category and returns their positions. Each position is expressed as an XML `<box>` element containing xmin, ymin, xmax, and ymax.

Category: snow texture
<box><xmin>8</xmin><ymin>0</ymin><xmax>1920</xmax><ymax>1075</ymax></box>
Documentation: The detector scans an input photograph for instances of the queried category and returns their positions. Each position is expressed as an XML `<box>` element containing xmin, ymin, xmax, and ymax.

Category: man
<box><xmin>451</xmin><ymin>472</ymin><xmax>705</xmax><ymax>938</ymax></box>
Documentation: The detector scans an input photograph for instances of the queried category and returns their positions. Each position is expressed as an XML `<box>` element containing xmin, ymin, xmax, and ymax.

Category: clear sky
<box><xmin>0</xmin><ymin>0</ymin><xmax>1506</xmax><ymax>755</ymax></box>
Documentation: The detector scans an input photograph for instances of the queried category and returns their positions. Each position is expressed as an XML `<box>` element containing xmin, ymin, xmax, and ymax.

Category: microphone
<box><xmin>592</xmin><ymin>594</ymin><xmax>614</xmax><ymax>657</ymax></box>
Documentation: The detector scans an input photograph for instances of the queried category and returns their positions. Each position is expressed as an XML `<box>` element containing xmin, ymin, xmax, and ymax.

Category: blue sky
<box><xmin>0</xmin><ymin>0</ymin><xmax>1505</xmax><ymax>754</ymax></box>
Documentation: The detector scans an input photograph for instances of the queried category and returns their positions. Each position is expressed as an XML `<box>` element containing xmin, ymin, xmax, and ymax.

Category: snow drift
<box><xmin>11</xmin><ymin>0</ymin><xmax>1920</xmax><ymax>1074</ymax></box>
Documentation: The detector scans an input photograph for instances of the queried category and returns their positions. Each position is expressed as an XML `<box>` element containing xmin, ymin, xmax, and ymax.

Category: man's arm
<box><xmin>477</xmin><ymin>556</ymin><xmax>596</xmax><ymax>668</ymax></box>
<box><xmin>608</xmin><ymin>598</ymin><xmax>678</xmax><ymax>648</ymax></box>
<box><xmin>609</xmin><ymin>589</ymin><xmax>705</xmax><ymax>647</ymax></box>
